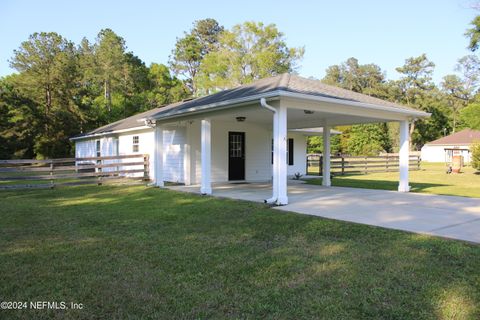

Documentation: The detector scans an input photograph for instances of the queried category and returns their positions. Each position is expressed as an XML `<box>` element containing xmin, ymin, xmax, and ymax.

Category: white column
<box><xmin>154</xmin><ymin>124</ymin><xmax>164</xmax><ymax>187</ymax></box>
<box><xmin>200</xmin><ymin>119</ymin><xmax>212</xmax><ymax>195</ymax></box>
<box><xmin>183</xmin><ymin>124</ymin><xmax>191</xmax><ymax>186</ymax></box>
<box><xmin>322</xmin><ymin>125</ymin><xmax>331</xmax><ymax>187</ymax></box>
<box><xmin>276</xmin><ymin>105</ymin><xmax>288</xmax><ymax>205</ymax></box>
<box><xmin>398</xmin><ymin>120</ymin><xmax>410</xmax><ymax>192</ymax></box>
<box><xmin>266</xmin><ymin>111</ymin><xmax>278</xmax><ymax>203</ymax></box>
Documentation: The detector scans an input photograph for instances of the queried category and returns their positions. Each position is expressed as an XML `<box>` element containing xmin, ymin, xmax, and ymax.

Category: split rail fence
<box><xmin>306</xmin><ymin>154</ymin><xmax>421</xmax><ymax>176</ymax></box>
<box><xmin>0</xmin><ymin>154</ymin><xmax>150</xmax><ymax>190</ymax></box>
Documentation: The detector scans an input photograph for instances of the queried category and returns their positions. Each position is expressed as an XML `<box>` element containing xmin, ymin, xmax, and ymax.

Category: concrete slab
<box><xmin>166</xmin><ymin>182</ymin><xmax>480</xmax><ymax>244</ymax></box>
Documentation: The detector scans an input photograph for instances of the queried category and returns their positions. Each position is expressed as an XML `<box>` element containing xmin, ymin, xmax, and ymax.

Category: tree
<box><xmin>455</xmin><ymin>55</ymin><xmax>480</xmax><ymax>92</ymax></box>
<box><xmin>395</xmin><ymin>54</ymin><xmax>437</xmax><ymax>149</ymax></box>
<box><xmin>9</xmin><ymin>32</ymin><xmax>82</xmax><ymax>158</ymax></box>
<box><xmin>145</xmin><ymin>63</ymin><xmax>190</xmax><ymax>109</ymax></box>
<box><xmin>0</xmin><ymin>75</ymin><xmax>40</xmax><ymax>159</ymax></box>
<box><xmin>170</xmin><ymin>19</ymin><xmax>224</xmax><ymax>95</ymax></box>
<box><xmin>195</xmin><ymin>21</ymin><xmax>304</xmax><ymax>94</ymax></box>
<box><xmin>307</xmin><ymin>135</ymin><xmax>342</xmax><ymax>155</ymax></box>
<box><xmin>460</xmin><ymin>103</ymin><xmax>480</xmax><ymax>129</ymax></box>
<box><xmin>465</xmin><ymin>15</ymin><xmax>480</xmax><ymax>51</ymax></box>
<box><xmin>323</xmin><ymin>57</ymin><xmax>387</xmax><ymax>97</ymax></box>
<box><xmin>441</xmin><ymin>74</ymin><xmax>470</xmax><ymax>132</ymax></box>
<box><xmin>95</xmin><ymin>29</ymin><xmax>127</xmax><ymax>115</ymax></box>
<box><xmin>346</xmin><ymin>124</ymin><xmax>391</xmax><ymax>156</ymax></box>
<box><xmin>321</xmin><ymin>58</ymin><xmax>392</xmax><ymax>155</ymax></box>
<box><xmin>471</xmin><ymin>141</ymin><xmax>480</xmax><ymax>171</ymax></box>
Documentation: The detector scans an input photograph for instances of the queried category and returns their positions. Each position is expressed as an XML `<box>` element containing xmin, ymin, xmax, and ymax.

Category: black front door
<box><xmin>228</xmin><ymin>132</ymin><xmax>245</xmax><ymax>180</ymax></box>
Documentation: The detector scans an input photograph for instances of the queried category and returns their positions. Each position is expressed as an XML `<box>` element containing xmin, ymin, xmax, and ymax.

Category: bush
<box><xmin>471</xmin><ymin>141</ymin><xmax>480</xmax><ymax>171</ymax></box>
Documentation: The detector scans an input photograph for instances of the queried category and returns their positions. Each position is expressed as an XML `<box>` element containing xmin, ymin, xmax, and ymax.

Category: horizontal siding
<box><xmin>118</xmin><ymin>129</ymin><xmax>154</xmax><ymax>178</ymax></box>
<box><xmin>287</xmin><ymin>132</ymin><xmax>307</xmax><ymax>176</ymax></box>
<box><xmin>163</xmin><ymin>127</ymin><xmax>186</xmax><ymax>183</ymax></box>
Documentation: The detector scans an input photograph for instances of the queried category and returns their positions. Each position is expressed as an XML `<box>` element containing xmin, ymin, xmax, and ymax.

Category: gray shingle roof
<box><xmin>74</xmin><ymin>73</ymin><xmax>426</xmax><ymax>139</ymax></box>
<box><xmin>426</xmin><ymin>129</ymin><xmax>480</xmax><ymax>145</ymax></box>
<box><xmin>148</xmin><ymin>73</ymin><xmax>421</xmax><ymax>119</ymax></box>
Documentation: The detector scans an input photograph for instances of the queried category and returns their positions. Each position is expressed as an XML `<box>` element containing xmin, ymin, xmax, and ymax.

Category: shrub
<box><xmin>471</xmin><ymin>141</ymin><xmax>480</xmax><ymax>171</ymax></box>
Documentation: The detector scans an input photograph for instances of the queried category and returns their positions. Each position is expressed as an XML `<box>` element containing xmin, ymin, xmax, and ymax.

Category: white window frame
<box><xmin>132</xmin><ymin>136</ymin><xmax>140</xmax><ymax>153</ymax></box>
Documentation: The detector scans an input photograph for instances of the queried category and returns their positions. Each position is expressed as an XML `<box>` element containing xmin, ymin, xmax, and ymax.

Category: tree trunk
<box><xmin>104</xmin><ymin>79</ymin><xmax>111</xmax><ymax>113</ymax></box>
<box><xmin>45</xmin><ymin>85</ymin><xmax>52</xmax><ymax>135</ymax></box>
<box><xmin>452</xmin><ymin>109</ymin><xmax>457</xmax><ymax>133</ymax></box>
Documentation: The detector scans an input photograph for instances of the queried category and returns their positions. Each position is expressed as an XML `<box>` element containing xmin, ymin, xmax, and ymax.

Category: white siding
<box><xmin>287</xmin><ymin>132</ymin><xmax>307</xmax><ymax>176</ymax></box>
<box><xmin>186</xmin><ymin>120</ymin><xmax>308</xmax><ymax>184</ymax></box>
<box><xmin>118</xmin><ymin>129</ymin><xmax>155</xmax><ymax>178</ymax></box>
<box><xmin>75</xmin><ymin>139</ymin><xmax>96</xmax><ymax>159</ymax></box>
<box><xmin>74</xmin><ymin>118</ymin><xmax>309</xmax><ymax>185</ymax></box>
<box><xmin>163</xmin><ymin>127</ymin><xmax>186</xmax><ymax>183</ymax></box>
<box><xmin>421</xmin><ymin>145</ymin><xmax>472</xmax><ymax>163</ymax></box>
<box><xmin>75</xmin><ymin>137</ymin><xmax>117</xmax><ymax>159</ymax></box>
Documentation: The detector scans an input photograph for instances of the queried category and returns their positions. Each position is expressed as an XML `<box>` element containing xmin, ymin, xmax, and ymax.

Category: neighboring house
<box><xmin>421</xmin><ymin>129</ymin><xmax>480</xmax><ymax>164</ymax></box>
<box><xmin>71</xmin><ymin>74</ymin><xmax>429</xmax><ymax>205</ymax></box>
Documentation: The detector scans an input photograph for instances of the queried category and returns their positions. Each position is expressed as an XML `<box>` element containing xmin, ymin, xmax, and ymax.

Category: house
<box><xmin>421</xmin><ymin>129</ymin><xmax>480</xmax><ymax>164</ymax></box>
<box><xmin>71</xmin><ymin>74</ymin><xmax>429</xmax><ymax>205</ymax></box>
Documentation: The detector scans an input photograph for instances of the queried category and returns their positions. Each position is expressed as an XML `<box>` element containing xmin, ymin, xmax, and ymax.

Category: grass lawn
<box><xmin>0</xmin><ymin>185</ymin><xmax>479</xmax><ymax>319</ymax></box>
<box><xmin>306</xmin><ymin>162</ymin><xmax>480</xmax><ymax>198</ymax></box>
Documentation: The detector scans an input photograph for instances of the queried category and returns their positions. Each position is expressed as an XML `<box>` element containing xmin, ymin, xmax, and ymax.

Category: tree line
<box><xmin>1</xmin><ymin>17</ymin><xmax>480</xmax><ymax>159</ymax></box>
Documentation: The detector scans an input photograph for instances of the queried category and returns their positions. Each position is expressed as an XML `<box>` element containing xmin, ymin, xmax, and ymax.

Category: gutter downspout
<box><xmin>260</xmin><ymin>98</ymin><xmax>278</xmax><ymax>204</ymax></box>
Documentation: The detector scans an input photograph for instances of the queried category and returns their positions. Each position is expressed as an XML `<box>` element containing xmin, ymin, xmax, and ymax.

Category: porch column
<box><xmin>398</xmin><ymin>120</ymin><xmax>410</xmax><ymax>192</ymax></box>
<box><xmin>322</xmin><ymin>125</ymin><xmax>331</xmax><ymax>187</ymax></box>
<box><xmin>276</xmin><ymin>105</ymin><xmax>288</xmax><ymax>205</ymax></box>
<box><xmin>154</xmin><ymin>124</ymin><xmax>164</xmax><ymax>187</ymax></box>
<box><xmin>200</xmin><ymin>118</ymin><xmax>212</xmax><ymax>195</ymax></box>
<box><xmin>268</xmin><ymin>111</ymin><xmax>279</xmax><ymax>202</ymax></box>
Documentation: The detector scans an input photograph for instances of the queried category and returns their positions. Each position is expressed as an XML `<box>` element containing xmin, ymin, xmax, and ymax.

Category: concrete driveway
<box><xmin>167</xmin><ymin>181</ymin><xmax>480</xmax><ymax>244</ymax></box>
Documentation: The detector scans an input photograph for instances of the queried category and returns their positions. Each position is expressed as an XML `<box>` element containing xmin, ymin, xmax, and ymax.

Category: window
<box><xmin>271</xmin><ymin>138</ymin><xmax>294</xmax><ymax>165</ymax></box>
<box><xmin>229</xmin><ymin>134</ymin><xmax>242</xmax><ymax>158</ymax></box>
<box><xmin>96</xmin><ymin>140</ymin><xmax>101</xmax><ymax>172</ymax></box>
<box><xmin>132</xmin><ymin>136</ymin><xmax>139</xmax><ymax>153</ymax></box>
<box><xmin>96</xmin><ymin>140</ymin><xmax>101</xmax><ymax>157</ymax></box>
<box><xmin>288</xmin><ymin>138</ymin><xmax>294</xmax><ymax>166</ymax></box>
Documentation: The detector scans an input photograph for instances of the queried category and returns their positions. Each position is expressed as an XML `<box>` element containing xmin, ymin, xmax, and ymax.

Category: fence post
<box><xmin>319</xmin><ymin>156</ymin><xmax>323</xmax><ymax>176</ymax></box>
<box><xmin>143</xmin><ymin>154</ymin><xmax>149</xmax><ymax>181</ymax></box>
<box><xmin>386</xmin><ymin>154</ymin><xmax>389</xmax><ymax>172</ymax></box>
<box><xmin>364</xmin><ymin>156</ymin><xmax>368</xmax><ymax>174</ymax></box>
<box><xmin>341</xmin><ymin>157</ymin><xmax>345</xmax><ymax>175</ymax></box>
<box><xmin>50</xmin><ymin>161</ymin><xmax>54</xmax><ymax>189</ymax></box>
<box><xmin>97</xmin><ymin>157</ymin><xmax>102</xmax><ymax>186</ymax></box>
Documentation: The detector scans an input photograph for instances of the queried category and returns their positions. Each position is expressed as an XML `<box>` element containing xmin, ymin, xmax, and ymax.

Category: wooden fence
<box><xmin>306</xmin><ymin>154</ymin><xmax>421</xmax><ymax>176</ymax></box>
<box><xmin>0</xmin><ymin>154</ymin><xmax>150</xmax><ymax>190</ymax></box>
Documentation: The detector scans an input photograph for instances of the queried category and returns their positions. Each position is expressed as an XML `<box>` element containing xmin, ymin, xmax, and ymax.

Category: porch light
<box><xmin>304</xmin><ymin>110</ymin><xmax>314</xmax><ymax>114</ymax></box>
<box><xmin>236</xmin><ymin>116</ymin><xmax>246</xmax><ymax>122</ymax></box>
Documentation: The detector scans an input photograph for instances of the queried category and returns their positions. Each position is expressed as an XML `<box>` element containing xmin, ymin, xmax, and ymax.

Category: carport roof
<box><xmin>146</xmin><ymin>73</ymin><xmax>428</xmax><ymax>121</ymax></box>
<box><xmin>72</xmin><ymin>73</ymin><xmax>429</xmax><ymax>140</ymax></box>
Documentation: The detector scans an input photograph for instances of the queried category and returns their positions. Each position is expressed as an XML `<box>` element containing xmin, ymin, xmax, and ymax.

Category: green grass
<box><xmin>306</xmin><ymin>162</ymin><xmax>480</xmax><ymax>198</ymax></box>
<box><xmin>1</xmin><ymin>185</ymin><xmax>479</xmax><ymax>319</ymax></box>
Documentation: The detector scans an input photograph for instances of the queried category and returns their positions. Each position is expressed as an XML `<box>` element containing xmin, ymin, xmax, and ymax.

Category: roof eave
<box><xmin>70</xmin><ymin>125</ymin><xmax>152</xmax><ymax>141</ymax></box>
<box><xmin>146</xmin><ymin>89</ymin><xmax>430</xmax><ymax>123</ymax></box>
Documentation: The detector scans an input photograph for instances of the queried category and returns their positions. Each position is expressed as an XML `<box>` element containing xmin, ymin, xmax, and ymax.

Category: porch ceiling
<box><xmin>161</xmin><ymin>101</ymin><xmax>409</xmax><ymax>129</ymax></box>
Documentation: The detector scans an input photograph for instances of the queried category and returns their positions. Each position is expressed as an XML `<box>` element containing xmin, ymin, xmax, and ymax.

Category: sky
<box><xmin>0</xmin><ymin>0</ymin><xmax>478</xmax><ymax>84</ymax></box>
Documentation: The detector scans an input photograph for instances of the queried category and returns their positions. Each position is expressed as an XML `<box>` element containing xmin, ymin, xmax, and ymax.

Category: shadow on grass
<box><xmin>0</xmin><ymin>185</ymin><xmax>479</xmax><ymax>319</ymax></box>
<box><xmin>306</xmin><ymin>176</ymin><xmax>448</xmax><ymax>193</ymax></box>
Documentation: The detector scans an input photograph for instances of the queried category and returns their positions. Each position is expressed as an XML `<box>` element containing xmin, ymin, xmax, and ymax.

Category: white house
<box><xmin>421</xmin><ymin>129</ymin><xmax>480</xmax><ymax>164</ymax></box>
<box><xmin>71</xmin><ymin>74</ymin><xmax>429</xmax><ymax>205</ymax></box>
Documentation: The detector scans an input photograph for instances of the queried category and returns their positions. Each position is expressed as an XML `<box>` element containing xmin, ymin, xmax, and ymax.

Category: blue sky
<box><xmin>0</xmin><ymin>0</ymin><xmax>478</xmax><ymax>83</ymax></box>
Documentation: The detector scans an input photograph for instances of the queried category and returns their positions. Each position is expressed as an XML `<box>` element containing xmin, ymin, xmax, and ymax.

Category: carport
<box><xmin>148</xmin><ymin>74</ymin><xmax>430</xmax><ymax>205</ymax></box>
